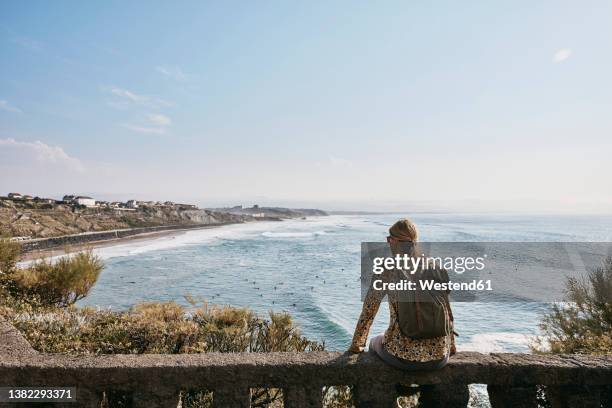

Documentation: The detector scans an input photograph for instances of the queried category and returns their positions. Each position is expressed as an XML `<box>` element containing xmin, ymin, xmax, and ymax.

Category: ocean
<box><xmin>77</xmin><ymin>213</ymin><xmax>612</xmax><ymax>353</ymax></box>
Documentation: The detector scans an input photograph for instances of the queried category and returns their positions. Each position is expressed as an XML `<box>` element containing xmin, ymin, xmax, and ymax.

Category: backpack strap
<box><xmin>444</xmin><ymin>294</ymin><xmax>454</xmax><ymax>322</ymax></box>
<box><xmin>442</xmin><ymin>293</ymin><xmax>459</xmax><ymax>336</ymax></box>
<box><xmin>414</xmin><ymin>289</ymin><xmax>423</xmax><ymax>331</ymax></box>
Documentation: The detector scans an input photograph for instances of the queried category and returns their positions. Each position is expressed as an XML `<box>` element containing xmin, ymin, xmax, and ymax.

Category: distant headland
<box><xmin>0</xmin><ymin>191</ymin><xmax>328</xmax><ymax>241</ymax></box>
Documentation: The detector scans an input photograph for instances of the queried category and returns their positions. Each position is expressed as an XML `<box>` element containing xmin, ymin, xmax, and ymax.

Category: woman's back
<box><xmin>349</xmin><ymin>218</ymin><xmax>456</xmax><ymax>370</ymax></box>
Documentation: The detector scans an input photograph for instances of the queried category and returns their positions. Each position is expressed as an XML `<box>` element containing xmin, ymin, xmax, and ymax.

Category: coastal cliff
<box><xmin>0</xmin><ymin>201</ymin><xmax>248</xmax><ymax>239</ymax></box>
<box><xmin>0</xmin><ymin>200</ymin><xmax>328</xmax><ymax>239</ymax></box>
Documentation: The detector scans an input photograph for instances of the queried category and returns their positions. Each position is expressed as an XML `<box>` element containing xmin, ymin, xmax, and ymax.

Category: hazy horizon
<box><xmin>3</xmin><ymin>189</ymin><xmax>612</xmax><ymax>215</ymax></box>
<box><xmin>2</xmin><ymin>1</ymin><xmax>611</xmax><ymax>213</ymax></box>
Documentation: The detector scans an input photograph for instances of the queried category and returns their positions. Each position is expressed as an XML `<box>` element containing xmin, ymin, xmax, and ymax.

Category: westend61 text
<box><xmin>372</xmin><ymin>279</ymin><xmax>493</xmax><ymax>292</ymax></box>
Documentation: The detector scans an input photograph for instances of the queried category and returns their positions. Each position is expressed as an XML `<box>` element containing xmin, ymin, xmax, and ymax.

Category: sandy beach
<box><xmin>20</xmin><ymin>225</ymin><xmax>223</xmax><ymax>261</ymax></box>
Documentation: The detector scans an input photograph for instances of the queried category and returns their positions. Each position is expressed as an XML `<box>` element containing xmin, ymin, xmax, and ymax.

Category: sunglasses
<box><xmin>386</xmin><ymin>236</ymin><xmax>413</xmax><ymax>243</ymax></box>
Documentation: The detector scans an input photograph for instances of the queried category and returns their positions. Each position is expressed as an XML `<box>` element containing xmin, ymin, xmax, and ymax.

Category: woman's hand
<box><xmin>348</xmin><ymin>344</ymin><xmax>364</xmax><ymax>353</ymax></box>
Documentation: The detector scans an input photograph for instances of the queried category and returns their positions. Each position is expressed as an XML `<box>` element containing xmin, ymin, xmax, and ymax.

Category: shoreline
<box><xmin>20</xmin><ymin>223</ymin><xmax>235</xmax><ymax>261</ymax></box>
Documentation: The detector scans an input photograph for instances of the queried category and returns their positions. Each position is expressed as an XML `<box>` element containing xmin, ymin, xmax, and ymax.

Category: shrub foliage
<box><xmin>534</xmin><ymin>256</ymin><xmax>612</xmax><ymax>355</ymax></box>
<box><xmin>4</xmin><ymin>301</ymin><xmax>324</xmax><ymax>355</ymax></box>
<box><xmin>11</xmin><ymin>251</ymin><xmax>103</xmax><ymax>307</ymax></box>
<box><xmin>0</xmin><ymin>238</ymin><xmax>20</xmax><ymax>275</ymax></box>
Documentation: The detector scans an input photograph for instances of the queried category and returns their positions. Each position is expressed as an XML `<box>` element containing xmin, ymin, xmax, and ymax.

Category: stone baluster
<box><xmin>132</xmin><ymin>389</ymin><xmax>180</xmax><ymax>408</ymax></box>
<box><xmin>546</xmin><ymin>385</ymin><xmax>605</xmax><ymax>408</ymax></box>
<box><xmin>213</xmin><ymin>387</ymin><xmax>251</xmax><ymax>408</ymax></box>
<box><xmin>353</xmin><ymin>383</ymin><xmax>398</xmax><ymax>407</ymax></box>
<box><xmin>419</xmin><ymin>384</ymin><xmax>469</xmax><ymax>408</ymax></box>
<box><xmin>284</xmin><ymin>385</ymin><xmax>323</xmax><ymax>408</ymax></box>
<box><xmin>487</xmin><ymin>385</ymin><xmax>537</xmax><ymax>408</ymax></box>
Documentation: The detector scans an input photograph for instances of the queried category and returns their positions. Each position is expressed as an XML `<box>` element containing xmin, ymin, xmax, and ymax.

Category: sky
<box><xmin>1</xmin><ymin>1</ymin><xmax>611</xmax><ymax>212</ymax></box>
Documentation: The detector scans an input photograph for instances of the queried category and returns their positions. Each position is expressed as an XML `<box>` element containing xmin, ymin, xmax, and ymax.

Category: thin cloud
<box><xmin>156</xmin><ymin>65</ymin><xmax>187</xmax><ymax>81</ymax></box>
<box><xmin>0</xmin><ymin>138</ymin><xmax>83</xmax><ymax>170</ymax></box>
<box><xmin>122</xmin><ymin>124</ymin><xmax>167</xmax><ymax>135</ymax></box>
<box><xmin>553</xmin><ymin>48</ymin><xmax>572</xmax><ymax>63</ymax></box>
<box><xmin>110</xmin><ymin>87</ymin><xmax>146</xmax><ymax>103</ymax></box>
<box><xmin>0</xmin><ymin>100</ymin><xmax>22</xmax><ymax>113</ymax></box>
<box><xmin>106</xmin><ymin>86</ymin><xmax>174</xmax><ymax>135</ymax></box>
<box><xmin>106</xmin><ymin>86</ymin><xmax>173</xmax><ymax>108</ymax></box>
<box><xmin>123</xmin><ymin>113</ymin><xmax>172</xmax><ymax>135</ymax></box>
<box><xmin>148</xmin><ymin>113</ymin><xmax>171</xmax><ymax>126</ymax></box>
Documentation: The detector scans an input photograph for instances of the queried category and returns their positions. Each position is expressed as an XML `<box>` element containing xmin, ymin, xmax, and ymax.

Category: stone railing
<box><xmin>1</xmin><ymin>320</ymin><xmax>610</xmax><ymax>407</ymax></box>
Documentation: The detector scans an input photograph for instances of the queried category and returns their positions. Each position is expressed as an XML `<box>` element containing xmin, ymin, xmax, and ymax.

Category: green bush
<box><xmin>4</xmin><ymin>301</ymin><xmax>324</xmax><ymax>355</ymax></box>
<box><xmin>533</xmin><ymin>256</ymin><xmax>612</xmax><ymax>355</ymax></box>
<box><xmin>10</xmin><ymin>251</ymin><xmax>103</xmax><ymax>308</ymax></box>
<box><xmin>0</xmin><ymin>238</ymin><xmax>20</xmax><ymax>276</ymax></box>
<box><xmin>2</xmin><ymin>301</ymin><xmax>326</xmax><ymax>407</ymax></box>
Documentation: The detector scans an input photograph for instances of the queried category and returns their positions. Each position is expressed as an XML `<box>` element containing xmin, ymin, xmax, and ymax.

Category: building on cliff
<box><xmin>75</xmin><ymin>196</ymin><xmax>96</xmax><ymax>207</ymax></box>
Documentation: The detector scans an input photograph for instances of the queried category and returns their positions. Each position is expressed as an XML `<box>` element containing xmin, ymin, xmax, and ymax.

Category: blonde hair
<box><xmin>389</xmin><ymin>218</ymin><xmax>418</xmax><ymax>242</ymax></box>
<box><xmin>388</xmin><ymin>218</ymin><xmax>419</xmax><ymax>259</ymax></box>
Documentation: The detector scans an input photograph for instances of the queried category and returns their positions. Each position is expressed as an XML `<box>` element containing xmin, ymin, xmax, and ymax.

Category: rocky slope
<box><xmin>0</xmin><ymin>201</ymin><xmax>248</xmax><ymax>239</ymax></box>
<box><xmin>210</xmin><ymin>206</ymin><xmax>328</xmax><ymax>218</ymax></box>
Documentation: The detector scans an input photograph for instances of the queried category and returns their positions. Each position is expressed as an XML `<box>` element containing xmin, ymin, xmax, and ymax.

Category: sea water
<box><xmin>78</xmin><ymin>213</ymin><xmax>612</xmax><ymax>353</ymax></box>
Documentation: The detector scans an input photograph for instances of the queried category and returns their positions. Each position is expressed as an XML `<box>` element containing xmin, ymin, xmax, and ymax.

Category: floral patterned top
<box><xmin>350</xmin><ymin>267</ymin><xmax>455</xmax><ymax>362</ymax></box>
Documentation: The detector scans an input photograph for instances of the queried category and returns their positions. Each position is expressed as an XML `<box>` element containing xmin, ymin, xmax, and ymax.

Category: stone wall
<box><xmin>0</xmin><ymin>318</ymin><xmax>611</xmax><ymax>407</ymax></box>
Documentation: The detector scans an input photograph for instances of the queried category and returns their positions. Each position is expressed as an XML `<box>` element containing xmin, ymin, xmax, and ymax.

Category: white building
<box><xmin>75</xmin><ymin>196</ymin><xmax>96</xmax><ymax>207</ymax></box>
<box><xmin>126</xmin><ymin>200</ymin><xmax>139</xmax><ymax>209</ymax></box>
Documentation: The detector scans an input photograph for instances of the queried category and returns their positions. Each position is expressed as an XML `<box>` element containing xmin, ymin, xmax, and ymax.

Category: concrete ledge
<box><xmin>0</xmin><ymin>351</ymin><xmax>610</xmax><ymax>390</ymax></box>
<box><xmin>1</xmin><ymin>319</ymin><xmax>611</xmax><ymax>407</ymax></box>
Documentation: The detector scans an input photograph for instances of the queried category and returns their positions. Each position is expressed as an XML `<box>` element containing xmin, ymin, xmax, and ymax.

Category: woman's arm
<box><xmin>348</xmin><ymin>271</ymin><xmax>387</xmax><ymax>353</ymax></box>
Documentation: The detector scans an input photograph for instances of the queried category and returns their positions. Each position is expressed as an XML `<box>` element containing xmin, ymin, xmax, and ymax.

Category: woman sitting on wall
<box><xmin>348</xmin><ymin>218</ymin><xmax>456</xmax><ymax>370</ymax></box>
